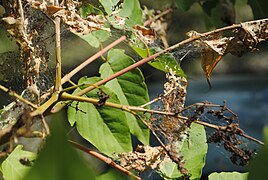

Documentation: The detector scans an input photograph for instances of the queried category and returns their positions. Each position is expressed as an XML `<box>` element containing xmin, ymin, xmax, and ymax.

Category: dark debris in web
<box><xmin>181</xmin><ymin>101</ymin><xmax>258</xmax><ymax>166</ymax></box>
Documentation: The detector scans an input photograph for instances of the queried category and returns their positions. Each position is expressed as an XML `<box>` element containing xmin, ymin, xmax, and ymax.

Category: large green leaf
<box><xmin>248</xmin><ymin>0</ymin><xmax>268</xmax><ymax>19</ymax></box>
<box><xmin>99</xmin><ymin>49</ymin><xmax>150</xmax><ymax>145</ymax></box>
<box><xmin>80</xmin><ymin>30</ymin><xmax>111</xmax><ymax>48</ymax></box>
<box><xmin>175</xmin><ymin>0</ymin><xmax>197</xmax><ymax>11</ymax></box>
<box><xmin>209</xmin><ymin>172</ymin><xmax>248</xmax><ymax>180</ymax></box>
<box><xmin>248</xmin><ymin>126</ymin><xmax>268</xmax><ymax>180</ymax></box>
<box><xmin>100</xmin><ymin>0</ymin><xmax>142</xmax><ymax>29</ymax></box>
<box><xmin>159</xmin><ymin>123</ymin><xmax>207</xmax><ymax>179</ymax></box>
<box><xmin>1</xmin><ymin>145</ymin><xmax>36</xmax><ymax>180</ymax></box>
<box><xmin>99</xmin><ymin>0</ymin><xmax>120</xmax><ymax>15</ymax></box>
<box><xmin>119</xmin><ymin>0</ymin><xmax>143</xmax><ymax>27</ymax></box>
<box><xmin>68</xmin><ymin>76</ymin><xmax>132</xmax><ymax>157</ymax></box>
<box><xmin>23</xmin><ymin>119</ymin><xmax>95</xmax><ymax>180</ymax></box>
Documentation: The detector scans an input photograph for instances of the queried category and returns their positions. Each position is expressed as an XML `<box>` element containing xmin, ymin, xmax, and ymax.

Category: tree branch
<box><xmin>69</xmin><ymin>140</ymin><xmax>141</xmax><ymax>180</ymax></box>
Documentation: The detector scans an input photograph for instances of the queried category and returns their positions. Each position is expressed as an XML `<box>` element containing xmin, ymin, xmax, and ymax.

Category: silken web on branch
<box><xmin>117</xmin><ymin>68</ymin><xmax>261</xmax><ymax>176</ymax></box>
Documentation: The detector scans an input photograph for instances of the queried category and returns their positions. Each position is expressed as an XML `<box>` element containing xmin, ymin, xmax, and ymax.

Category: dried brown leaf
<box><xmin>201</xmin><ymin>48</ymin><xmax>222</xmax><ymax>87</ymax></box>
<box><xmin>241</xmin><ymin>18</ymin><xmax>268</xmax><ymax>43</ymax></box>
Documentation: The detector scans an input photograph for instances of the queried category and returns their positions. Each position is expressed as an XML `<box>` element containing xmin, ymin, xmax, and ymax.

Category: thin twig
<box><xmin>39</xmin><ymin>36</ymin><xmax>126</xmax><ymax>102</ymax></box>
<box><xmin>51</xmin><ymin>23</ymin><xmax>243</xmax><ymax>113</ymax></box>
<box><xmin>140</xmin><ymin>96</ymin><xmax>161</xmax><ymax>108</ymax></box>
<box><xmin>181</xmin><ymin>102</ymin><xmax>222</xmax><ymax>112</ymax></box>
<box><xmin>73</xmin><ymin>24</ymin><xmax>242</xmax><ymax>98</ymax></box>
<box><xmin>61</xmin><ymin>35</ymin><xmax>127</xmax><ymax>84</ymax></box>
<box><xmin>17</xmin><ymin>0</ymin><xmax>25</xmax><ymax>24</ymax></box>
<box><xmin>40</xmin><ymin>114</ymin><xmax>50</xmax><ymax>135</ymax></box>
<box><xmin>60</xmin><ymin>92</ymin><xmax>263</xmax><ymax>145</ymax></box>
<box><xmin>54</xmin><ymin>0</ymin><xmax>62</xmax><ymax>91</ymax></box>
<box><xmin>143</xmin><ymin>8</ymin><xmax>173</xmax><ymax>26</ymax></box>
<box><xmin>69</xmin><ymin>140</ymin><xmax>141</xmax><ymax>180</ymax></box>
<box><xmin>0</xmin><ymin>85</ymin><xmax>38</xmax><ymax>109</ymax></box>
<box><xmin>194</xmin><ymin>120</ymin><xmax>264</xmax><ymax>145</ymax></box>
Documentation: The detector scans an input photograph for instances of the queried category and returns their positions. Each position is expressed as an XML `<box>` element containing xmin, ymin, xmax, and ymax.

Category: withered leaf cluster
<box><xmin>118</xmin><ymin>145</ymin><xmax>164</xmax><ymax>172</ymax></box>
<box><xmin>187</xmin><ymin>19</ymin><xmax>268</xmax><ymax>85</ymax></box>
<box><xmin>28</xmin><ymin>0</ymin><xmax>109</xmax><ymax>35</ymax></box>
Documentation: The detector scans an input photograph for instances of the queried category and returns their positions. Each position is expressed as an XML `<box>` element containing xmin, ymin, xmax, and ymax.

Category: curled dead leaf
<box><xmin>186</xmin><ymin>18</ymin><xmax>267</xmax><ymax>87</ymax></box>
<box><xmin>201</xmin><ymin>48</ymin><xmax>222</xmax><ymax>88</ymax></box>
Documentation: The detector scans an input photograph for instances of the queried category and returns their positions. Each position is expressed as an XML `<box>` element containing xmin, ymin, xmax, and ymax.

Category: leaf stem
<box><xmin>69</xmin><ymin>140</ymin><xmax>141</xmax><ymax>180</ymax></box>
<box><xmin>0</xmin><ymin>85</ymin><xmax>38</xmax><ymax>108</ymax></box>
<box><xmin>60</xmin><ymin>92</ymin><xmax>264</xmax><ymax>145</ymax></box>
<box><xmin>61</xmin><ymin>35</ymin><xmax>126</xmax><ymax>85</ymax></box>
<box><xmin>54</xmin><ymin>3</ymin><xmax>62</xmax><ymax>91</ymax></box>
<box><xmin>51</xmin><ymin>23</ymin><xmax>245</xmax><ymax>113</ymax></box>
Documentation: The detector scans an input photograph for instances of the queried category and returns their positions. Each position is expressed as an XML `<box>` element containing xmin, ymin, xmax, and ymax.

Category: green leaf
<box><xmin>80</xmin><ymin>30</ymin><xmax>111</xmax><ymax>48</ymax></box>
<box><xmin>1</xmin><ymin>145</ymin><xmax>36</xmax><ymax>180</ymax></box>
<box><xmin>248</xmin><ymin>0</ymin><xmax>268</xmax><ymax>19</ymax></box>
<box><xmin>202</xmin><ymin>0</ymin><xmax>236</xmax><ymax>28</ymax></box>
<box><xmin>68</xmin><ymin>76</ymin><xmax>132</xmax><ymax>157</ymax></box>
<box><xmin>132</xmin><ymin>46</ymin><xmax>186</xmax><ymax>77</ymax></box>
<box><xmin>131</xmin><ymin>46</ymin><xmax>148</xmax><ymax>58</ymax></box>
<box><xmin>248</xmin><ymin>126</ymin><xmax>268</xmax><ymax>180</ymax></box>
<box><xmin>99</xmin><ymin>49</ymin><xmax>150</xmax><ymax>145</ymax></box>
<box><xmin>119</xmin><ymin>0</ymin><xmax>143</xmax><ymax>27</ymax></box>
<box><xmin>175</xmin><ymin>0</ymin><xmax>197</xmax><ymax>11</ymax></box>
<box><xmin>209</xmin><ymin>172</ymin><xmax>248</xmax><ymax>180</ymax></box>
<box><xmin>150</xmin><ymin>53</ymin><xmax>186</xmax><ymax>77</ymax></box>
<box><xmin>100</xmin><ymin>0</ymin><xmax>142</xmax><ymax>29</ymax></box>
<box><xmin>23</xmin><ymin>119</ymin><xmax>95</xmax><ymax>180</ymax></box>
<box><xmin>99</xmin><ymin>0</ymin><xmax>120</xmax><ymax>15</ymax></box>
<box><xmin>159</xmin><ymin>123</ymin><xmax>207</xmax><ymax>179</ymax></box>
<box><xmin>79</xmin><ymin>4</ymin><xmax>103</xmax><ymax>18</ymax></box>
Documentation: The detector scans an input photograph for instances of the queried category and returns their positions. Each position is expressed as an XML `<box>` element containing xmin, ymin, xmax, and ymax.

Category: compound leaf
<box><xmin>68</xmin><ymin>76</ymin><xmax>132</xmax><ymax>157</ymax></box>
<box><xmin>99</xmin><ymin>49</ymin><xmax>150</xmax><ymax>145</ymax></box>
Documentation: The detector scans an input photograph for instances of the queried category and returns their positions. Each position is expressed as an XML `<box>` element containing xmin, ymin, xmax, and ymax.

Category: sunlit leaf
<box><xmin>132</xmin><ymin>46</ymin><xmax>186</xmax><ymax>77</ymax></box>
<box><xmin>100</xmin><ymin>0</ymin><xmax>142</xmax><ymax>29</ymax></box>
<box><xmin>209</xmin><ymin>172</ymin><xmax>248</xmax><ymax>180</ymax></box>
<box><xmin>99</xmin><ymin>0</ymin><xmax>120</xmax><ymax>15</ymax></box>
<box><xmin>23</xmin><ymin>119</ymin><xmax>95</xmax><ymax>180</ymax></box>
<box><xmin>68</xmin><ymin>76</ymin><xmax>132</xmax><ymax>157</ymax></box>
<box><xmin>1</xmin><ymin>145</ymin><xmax>36</xmax><ymax>180</ymax></box>
<box><xmin>80</xmin><ymin>30</ymin><xmax>111</xmax><ymax>48</ymax></box>
<box><xmin>119</xmin><ymin>0</ymin><xmax>143</xmax><ymax>27</ymax></box>
<box><xmin>150</xmin><ymin>53</ymin><xmax>186</xmax><ymax>78</ymax></box>
<box><xmin>159</xmin><ymin>123</ymin><xmax>207</xmax><ymax>179</ymax></box>
<box><xmin>99</xmin><ymin>49</ymin><xmax>150</xmax><ymax>145</ymax></box>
